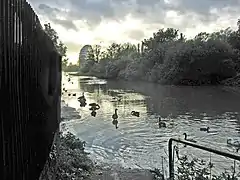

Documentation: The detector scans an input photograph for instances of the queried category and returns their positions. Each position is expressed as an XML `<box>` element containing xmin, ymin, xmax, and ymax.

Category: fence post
<box><xmin>168</xmin><ymin>138</ymin><xmax>174</xmax><ymax>180</ymax></box>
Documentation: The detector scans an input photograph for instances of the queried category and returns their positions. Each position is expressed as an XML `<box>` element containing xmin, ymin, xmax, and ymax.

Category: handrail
<box><xmin>168</xmin><ymin>138</ymin><xmax>240</xmax><ymax>180</ymax></box>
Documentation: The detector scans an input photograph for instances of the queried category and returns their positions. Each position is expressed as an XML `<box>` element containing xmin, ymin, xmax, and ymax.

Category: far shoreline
<box><xmin>66</xmin><ymin>71</ymin><xmax>240</xmax><ymax>94</ymax></box>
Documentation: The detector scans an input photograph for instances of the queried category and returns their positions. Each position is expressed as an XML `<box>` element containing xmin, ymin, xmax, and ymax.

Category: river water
<box><xmin>61</xmin><ymin>73</ymin><xmax>240</xmax><ymax>176</ymax></box>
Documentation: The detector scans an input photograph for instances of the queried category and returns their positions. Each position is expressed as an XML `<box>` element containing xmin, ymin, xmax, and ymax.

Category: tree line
<box><xmin>80</xmin><ymin>19</ymin><xmax>240</xmax><ymax>86</ymax></box>
<box><xmin>44</xmin><ymin>20</ymin><xmax>240</xmax><ymax>86</ymax></box>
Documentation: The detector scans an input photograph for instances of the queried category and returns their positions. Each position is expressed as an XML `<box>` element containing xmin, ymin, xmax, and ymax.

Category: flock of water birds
<box><xmin>62</xmin><ymin>74</ymin><xmax>240</xmax><ymax>153</ymax></box>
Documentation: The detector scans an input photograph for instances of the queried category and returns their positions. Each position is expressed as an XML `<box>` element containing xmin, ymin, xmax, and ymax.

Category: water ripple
<box><xmin>61</xmin><ymin>74</ymin><xmax>240</xmax><ymax>174</ymax></box>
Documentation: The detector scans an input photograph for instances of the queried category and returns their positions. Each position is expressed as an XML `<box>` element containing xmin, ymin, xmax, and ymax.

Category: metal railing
<box><xmin>0</xmin><ymin>0</ymin><xmax>61</xmax><ymax>179</ymax></box>
<box><xmin>168</xmin><ymin>138</ymin><xmax>240</xmax><ymax>179</ymax></box>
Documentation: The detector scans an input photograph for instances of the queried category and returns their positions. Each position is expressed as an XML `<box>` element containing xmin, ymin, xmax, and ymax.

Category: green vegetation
<box><xmin>152</xmin><ymin>154</ymin><xmax>240</xmax><ymax>180</ymax></box>
<box><xmin>56</xmin><ymin>132</ymin><xmax>93</xmax><ymax>179</ymax></box>
<box><xmin>79</xmin><ymin>19</ymin><xmax>240</xmax><ymax>86</ymax></box>
<box><xmin>64</xmin><ymin>62</ymin><xmax>80</xmax><ymax>72</ymax></box>
<box><xmin>175</xmin><ymin>155</ymin><xmax>239</xmax><ymax>180</ymax></box>
<box><xmin>39</xmin><ymin>131</ymin><xmax>94</xmax><ymax>180</ymax></box>
<box><xmin>44</xmin><ymin>23</ymin><xmax>69</xmax><ymax>70</ymax></box>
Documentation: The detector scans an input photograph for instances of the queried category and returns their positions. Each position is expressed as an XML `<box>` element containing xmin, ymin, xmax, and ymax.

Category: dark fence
<box><xmin>0</xmin><ymin>0</ymin><xmax>61</xmax><ymax>179</ymax></box>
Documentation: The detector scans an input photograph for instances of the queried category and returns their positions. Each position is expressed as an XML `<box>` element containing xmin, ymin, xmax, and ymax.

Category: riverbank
<box><xmin>220</xmin><ymin>74</ymin><xmax>240</xmax><ymax>96</ymax></box>
<box><xmin>68</xmin><ymin>71</ymin><xmax>240</xmax><ymax>95</ymax></box>
<box><xmin>39</xmin><ymin>101</ymin><xmax>160</xmax><ymax>180</ymax></box>
<box><xmin>90</xmin><ymin>165</ymin><xmax>154</xmax><ymax>180</ymax></box>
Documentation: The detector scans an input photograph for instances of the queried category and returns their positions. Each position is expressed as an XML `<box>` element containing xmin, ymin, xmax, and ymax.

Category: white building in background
<box><xmin>78</xmin><ymin>45</ymin><xmax>92</xmax><ymax>67</ymax></box>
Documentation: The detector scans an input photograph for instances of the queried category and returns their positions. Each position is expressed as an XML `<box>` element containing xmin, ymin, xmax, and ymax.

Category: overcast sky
<box><xmin>28</xmin><ymin>0</ymin><xmax>240</xmax><ymax>63</ymax></box>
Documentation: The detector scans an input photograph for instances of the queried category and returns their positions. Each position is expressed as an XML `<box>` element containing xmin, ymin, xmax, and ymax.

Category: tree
<box><xmin>87</xmin><ymin>45</ymin><xmax>101</xmax><ymax>62</ymax></box>
<box><xmin>44</xmin><ymin>23</ymin><xmax>68</xmax><ymax>69</ymax></box>
<box><xmin>143</xmin><ymin>28</ymin><xmax>180</xmax><ymax>50</ymax></box>
<box><xmin>105</xmin><ymin>43</ymin><xmax>122</xmax><ymax>59</ymax></box>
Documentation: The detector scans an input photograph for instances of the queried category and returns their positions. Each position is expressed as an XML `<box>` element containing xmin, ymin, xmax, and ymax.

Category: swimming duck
<box><xmin>89</xmin><ymin>103</ymin><xmax>100</xmax><ymax>110</ymax></box>
<box><xmin>207</xmin><ymin>128</ymin><xmax>218</xmax><ymax>133</ymax></box>
<box><xmin>112</xmin><ymin>109</ymin><xmax>118</xmax><ymax>120</ymax></box>
<box><xmin>72</xmin><ymin>93</ymin><xmax>76</xmax><ymax>96</ymax></box>
<box><xmin>112</xmin><ymin>97</ymin><xmax>121</xmax><ymax>102</ymax></box>
<box><xmin>131</xmin><ymin>111</ymin><xmax>140</xmax><ymax>117</ymax></box>
<box><xmin>91</xmin><ymin>111</ymin><xmax>97</xmax><ymax>117</ymax></box>
<box><xmin>68</xmin><ymin>93</ymin><xmax>71</xmax><ymax>96</ymax></box>
<box><xmin>112</xmin><ymin>119</ymin><xmax>118</xmax><ymax>129</ymax></box>
<box><xmin>78</xmin><ymin>92</ymin><xmax>86</xmax><ymax>103</ymax></box>
<box><xmin>200</xmin><ymin>127</ymin><xmax>209</xmax><ymax>131</ymax></box>
<box><xmin>158</xmin><ymin>117</ymin><xmax>166</xmax><ymax>128</ymax></box>
<box><xmin>183</xmin><ymin>133</ymin><xmax>197</xmax><ymax>143</ymax></box>
<box><xmin>80</xmin><ymin>101</ymin><xmax>87</xmax><ymax>107</ymax></box>
<box><xmin>227</xmin><ymin>138</ymin><xmax>240</xmax><ymax>147</ymax></box>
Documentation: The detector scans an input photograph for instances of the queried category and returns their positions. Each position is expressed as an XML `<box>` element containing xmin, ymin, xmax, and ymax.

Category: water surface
<box><xmin>61</xmin><ymin>73</ymin><xmax>240</xmax><ymax>176</ymax></box>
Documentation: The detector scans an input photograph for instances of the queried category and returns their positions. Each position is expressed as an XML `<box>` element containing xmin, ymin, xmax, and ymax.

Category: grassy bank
<box><xmin>39</xmin><ymin>131</ymin><xmax>94</xmax><ymax>180</ymax></box>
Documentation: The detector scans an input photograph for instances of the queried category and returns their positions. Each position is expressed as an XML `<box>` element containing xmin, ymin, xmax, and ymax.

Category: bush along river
<box><xmin>61</xmin><ymin>73</ymin><xmax>240</xmax><ymax>178</ymax></box>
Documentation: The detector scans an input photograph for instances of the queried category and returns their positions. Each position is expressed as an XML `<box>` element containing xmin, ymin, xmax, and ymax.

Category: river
<box><xmin>61</xmin><ymin>73</ymin><xmax>240</xmax><ymax>176</ymax></box>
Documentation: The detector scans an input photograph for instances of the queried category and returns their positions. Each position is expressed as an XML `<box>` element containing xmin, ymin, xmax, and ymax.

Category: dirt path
<box><xmin>90</xmin><ymin>166</ymin><xmax>154</xmax><ymax>180</ymax></box>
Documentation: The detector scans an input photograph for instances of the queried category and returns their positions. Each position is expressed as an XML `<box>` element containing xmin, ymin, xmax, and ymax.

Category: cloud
<box><xmin>28</xmin><ymin>0</ymin><xmax>240</xmax><ymax>60</ymax></box>
<box><xmin>33</xmin><ymin>0</ymin><xmax>240</xmax><ymax>32</ymax></box>
<box><xmin>126</xmin><ymin>29</ymin><xmax>145</xmax><ymax>40</ymax></box>
<box><xmin>65</xmin><ymin>42</ymin><xmax>81</xmax><ymax>53</ymax></box>
<box><xmin>51</xmin><ymin>19</ymin><xmax>77</xmax><ymax>31</ymax></box>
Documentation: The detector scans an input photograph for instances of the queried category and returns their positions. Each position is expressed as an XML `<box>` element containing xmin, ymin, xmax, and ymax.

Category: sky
<box><xmin>28</xmin><ymin>0</ymin><xmax>240</xmax><ymax>64</ymax></box>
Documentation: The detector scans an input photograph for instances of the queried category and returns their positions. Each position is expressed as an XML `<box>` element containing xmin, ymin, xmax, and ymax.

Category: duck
<box><xmin>78</xmin><ymin>92</ymin><xmax>86</xmax><ymax>102</ymax></box>
<box><xmin>227</xmin><ymin>138</ymin><xmax>240</xmax><ymax>147</ymax></box>
<box><xmin>112</xmin><ymin>109</ymin><xmax>118</xmax><ymax>120</ymax></box>
<box><xmin>112</xmin><ymin>119</ymin><xmax>118</xmax><ymax>129</ymax></box>
<box><xmin>183</xmin><ymin>133</ymin><xmax>197</xmax><ymax>143</ymax></box>
<box><xmin>200</xmin><ymin>127</ymin><xmax>209</xmax><ymax>131</ymax></box>
<box><xmin>72</xmin><ymin>93</ymin><xmax>76</xmax><ymax>96</ymax></box>
<box><xmin>131</xmin><ymin>111</ymin><xmax>140</xmax><ymax>117</ymax></box>
<box><xmin>206</xmin><ymin>128</ymin><xmax>218</xmax><ymax>134</ymax></box>
<box><xmin>89</xmin><ymin>103</ymin><xmax>100</xmax><ymax>110</ymax></box>
<box><xmin>158</xmin><ymin>117</ymin><xmax>166</xmax><ymax>128</ymax></box>
<box><xmin>89</xmin><ymin>102</ymin><xmax>98</xmax><ymax>106</ymax></box>
<box><xmin>80</xmin><ymin>101</ymin><xmax>87</xmax><ymax>107</ymax></box>
<box><xmin>112</xmin><ymin>96</ymin><xmax>121</xmax><ymax>102</ymax></box>
<box><xmin>68</xmin><ymin>93</ymin><xmax>71</xmax><ymax>96</ymax></box>
<box><xmin>91</xmin><ymin>111</ymin><xmax>97</xmax><ymax>117</ymax></box>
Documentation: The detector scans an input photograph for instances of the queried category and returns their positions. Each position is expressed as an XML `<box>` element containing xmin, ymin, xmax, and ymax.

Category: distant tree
<box><xmin>44</xmin><ymin>23</ymin><xmax>68</xmax><ymax>69</ymax></box>
<box><xmin>87</xmin><ymin>44</ymin><xmax>101</xmax><ymax>62</ymax></box>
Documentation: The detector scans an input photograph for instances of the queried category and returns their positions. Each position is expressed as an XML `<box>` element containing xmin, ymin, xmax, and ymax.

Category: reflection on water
<box><xmin>61</xmin><ymin>73</ymin><xmax>240</xmax><ymax>175</ymax></box>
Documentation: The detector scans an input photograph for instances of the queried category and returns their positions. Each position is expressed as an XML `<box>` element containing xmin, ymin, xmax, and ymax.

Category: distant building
<box><xmin>79</xmin><ymin>45</ymin><xmax>92</xmax><ymax>67</ymax></box>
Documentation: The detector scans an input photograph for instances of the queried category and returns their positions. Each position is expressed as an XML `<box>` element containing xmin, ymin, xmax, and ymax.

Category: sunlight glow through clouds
<box><xmin>64</xmin><ymin>15</ymin><xmax>145</xmax><ymax>63</ymax></box>
<box><xmin>30</xmin><ymin>0</ymin><xmax>240</xmax><ymax>64</ymax></box>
